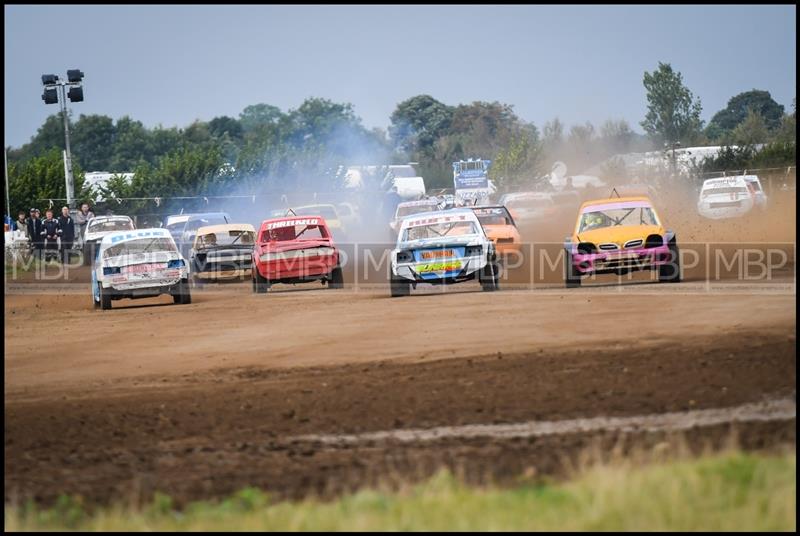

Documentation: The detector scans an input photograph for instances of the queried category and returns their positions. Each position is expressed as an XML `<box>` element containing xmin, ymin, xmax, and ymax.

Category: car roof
<box><xmin>196</xmin><ymin>223</ymin><xmax>255</xmax><ymax>235</ymax></box>
<box><xmin>89</xmin><ymin>215</ymin><xmax>132</xmax><ymax>222</ymax></box>
<box><xmin>580</xmin><ymin>196</ymin><xmax>653</xmax><ymax>210</ymax></box>
<box><xmin>98</xmin><ymin>227</ymin><xmax>173</xmax><ymax>247</ymax></box>
<box><xmin>259</xmin><ymin>215</ymin><xmax>329</xmax><ymax>227</ymax></box>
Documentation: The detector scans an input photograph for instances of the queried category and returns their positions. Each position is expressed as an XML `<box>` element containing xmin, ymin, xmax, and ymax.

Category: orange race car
<box><xmin>469</xmin><ymin>205</ymin><xmax>522</xmax><ymax>258</ymax></box>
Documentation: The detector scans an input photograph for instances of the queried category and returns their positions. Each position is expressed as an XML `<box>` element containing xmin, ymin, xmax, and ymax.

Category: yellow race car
<box><xmin>563</xmin><ymin>196</ymin><xmax>680</xmax><ymax>287</ymax></box>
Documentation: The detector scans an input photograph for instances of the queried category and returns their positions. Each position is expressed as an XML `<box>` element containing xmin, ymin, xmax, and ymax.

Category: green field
<box><xmin>5</xmin><ymin>450</ymin><xmax>795</xmax><ymax>531</ymax></box>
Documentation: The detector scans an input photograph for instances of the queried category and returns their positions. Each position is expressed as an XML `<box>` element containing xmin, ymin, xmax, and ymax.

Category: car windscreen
<box><xmin>261</xmin><ymin>224</ymin><xmax>327</xmax><ymax>242</ymax></box>
<box><xmin>196</xmin><ymin>230</ymin><xmax>255</xmax><ymax>248</ymax></box>
<box><xmin>396</xmin><ymin>204</ymin><xmax>437</xmax><ymax>218</ymax></box>
<box><xmin>294</xmin><ymin>206</ymin><xmax>337</xmax><ymax>220</ymax></box>
<box><xmin>579</xmin><ymin>206</ymin><xmax>658</xmax><ymax>232</ymax></box>
<box><xmin>402</xmin><ymin>221</ymin><xmax>479</xmax><ymax>241</ymax></box>
<box><xmin>88</xmin><ymin>219</ymin><xmax>134</xmax><ymax>233</ymax></box>
<box><xmin>507</xmin><ymin>197</ymin><xmax>553</xmax><ymax>210</ymax></box>
<box><xmin>475</xmin><ymin>209</ymin><xmax>513</xmax><ymax>226</ymax></box>
<box><xmin>103</xmin><ymin>237</ymin><xmax>178</xmax><ymax>259</ymax></box>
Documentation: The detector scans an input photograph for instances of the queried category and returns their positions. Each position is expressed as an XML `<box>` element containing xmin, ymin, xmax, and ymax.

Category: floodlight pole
<box><xmin>57</xmin><ymin>82</ymin><xmax>75</xmax><ymax>209</ymax></box>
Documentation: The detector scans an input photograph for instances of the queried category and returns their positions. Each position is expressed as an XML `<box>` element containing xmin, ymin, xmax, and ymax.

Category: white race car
<box><xmin>389</xmin><ymin>198</ymin><xmax>441</xmax><ymax>240</ymax></box>
<box><xmin>697</xmin><ymin>176</ymin><xmax>757</xmax><ymax>220</ymax></box>
<box><xmin>389</xmin><ymin>209</ymin><xmax>498</xmax><ymax>297</ymax></box>
<box><xmin>92</xmin><ymin>228</ymin><xmax>191</xmax><ymax>310</ymax></box>
<box><xmin>82</xmin><ymin>215</ymin><xmax>135</xmax><ymax>265</ymax></box>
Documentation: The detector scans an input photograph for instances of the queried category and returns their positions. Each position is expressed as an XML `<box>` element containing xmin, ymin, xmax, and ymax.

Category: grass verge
<box><xmin>4</xmin><ymin>450</ymin><xmax>795</xmax><ymax>531</ymax></box>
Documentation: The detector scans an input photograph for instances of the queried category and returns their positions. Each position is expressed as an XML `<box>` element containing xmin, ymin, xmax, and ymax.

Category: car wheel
<box><xmin>173</xmin><ymin>278</ymin><xmax>192</xmax><ymax>304</ymax></box>
<box><xmin>99</xmin><ymin>284</ymin><xmax>112</xmax><ymax>310</ymax></box>
<box><xmin>479</xmin><ymin>257</ymin><xmax>499</xmax><ymax>292</ymax></box>
<box><xmin>564</xmin><ymin>249</ymin><xmax>582</xmax><ymax>288</ymax></box>
<box><xmin>659</xmin><ymin>242</ymin><xmax>682</xmax><ymax>283</ymax></box>
<box><xmin>329</xmin><ymin>264</ymin><xmax>344</xmax><ymax>289</ymax></box>
<box><xmin>390</xmin><ymin>276</ymin><xmax>410</xmax><ymax>297</ymax></box>
<box><xmin>253</xmin><ymin>268</ymin><xmax>270</xmax><ymax>294</ymax></box>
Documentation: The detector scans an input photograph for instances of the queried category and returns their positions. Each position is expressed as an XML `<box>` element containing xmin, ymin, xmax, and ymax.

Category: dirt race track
<box><xmin>4</xmin><ymin>193</ymin><xmax>798</xmax><ymax>508</ymax></box>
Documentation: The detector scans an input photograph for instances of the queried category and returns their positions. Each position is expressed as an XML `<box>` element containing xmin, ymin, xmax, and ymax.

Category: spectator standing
<box><xmin>57</xmin><ymin>206</ymin><xmax>76</xmax><ymax>264</ymax></box>
<box><xmin>4</xmin><ymin>214</ymin><xmax>15</xmax><ymax>231</ymax></box>
<box><xmin>16</xmin><ymin>211</ymin><xmax>28</xmax><ymax>238</ymax></box>
<box><xmin>75</xmin><ymin>203</ymin><xmax>95</xmax><ymax>244</ymax></box>
<box><xmin>41</xmin><ymin>209</ymin><xmax>61</xmax><ymax>262</ymax></box>
<box><xmin>27</xmin><ymin>208</ymin><xmax>44</xmax><ymax>260</ymax></box>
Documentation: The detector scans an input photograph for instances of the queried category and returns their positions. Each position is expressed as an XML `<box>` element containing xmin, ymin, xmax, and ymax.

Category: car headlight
<box><xmin>102</xmin><ymin>266</ymin><xmax>121</xmax><ymax>275</ymax></box>
<box><xmin>396</xmin><ymin>250</ymin><xmax>413</xmax><ymax>263</ymax></box>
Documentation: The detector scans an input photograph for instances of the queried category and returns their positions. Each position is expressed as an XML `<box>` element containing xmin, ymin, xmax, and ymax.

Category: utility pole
<box><xmin>41</xmin><ymin>69</ymin><xmax>84</xmax><ymax>210</ymax></box>
<box><xmin>4</xmin><ymin>147</ymin><xmax>10</xmax><ymax>221</ymax></box>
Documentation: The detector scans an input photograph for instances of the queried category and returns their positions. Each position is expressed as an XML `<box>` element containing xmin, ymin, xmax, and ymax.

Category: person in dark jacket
<box><xmin>57</xmin><ymin>206</ymin><xmax>76</xmax><ymax>264</ymax></box>
<box><xmin>41</xmin><ymin>209</ymin><xmax>62</xmax><ymax>262</ymax></box>
<box><xmin>27</xmin><ymin>208</ymin><xmax>44</xmax><ymax>260</ymax></box>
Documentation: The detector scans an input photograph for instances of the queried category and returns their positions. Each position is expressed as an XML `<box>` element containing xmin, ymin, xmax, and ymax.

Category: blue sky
<box><xmin>4</xmin><ymin>5</ymin><xmax>796</xmax><ymax>147</ymax></box>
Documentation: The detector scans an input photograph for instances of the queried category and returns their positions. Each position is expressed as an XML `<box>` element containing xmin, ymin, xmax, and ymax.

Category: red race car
<box><xmin>252</xmin><ymin>216</ymin><xmax>344</xmax><ymax>293</ymax></box>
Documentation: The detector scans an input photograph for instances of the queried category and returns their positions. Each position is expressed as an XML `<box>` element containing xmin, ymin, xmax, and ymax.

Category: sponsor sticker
<box><xmin>123</xmin><ymin>263</ymin><xmax>166</xmax><ymax>274</ymax></box>
<box><xmin>417</xmin><ymin>260</ymin><xmax>463</xmax><ymax>273</ymax></box>
<box><xmin>407</xmin><ymin>214</ymin><xmax>468</xmax><ymax>227</ymax></box>
<box><xmin>420</xmin><ymin>249</ymin><xmax>455</xmax><ymax>259</ymax></box>
<box><xmin>267</xmin><ymin>219</ymin><xmax>319</xmax><ymax>230</ymax></box>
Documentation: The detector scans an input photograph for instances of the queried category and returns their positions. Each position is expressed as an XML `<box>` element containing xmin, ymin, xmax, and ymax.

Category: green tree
<box><xmin>239</xmin><ymin>103</ymin><xmax>284</xmax><ymax>132</ymax></box>
<box><xmin>730</xmin><ymin>108</ymin><xmax>770</xmax><ymax>146</ymax></box>
<box><xmin>208</xmin><ymin>116</ymin><xmax>244</xmax><ymax>142</ymax></box>
<box><xmin>641</xmin><ymin>62</ymin><xmax>704</xmax><ymax>146</ymax></box>
<box><xmin>71</xmin><ymin>114</ymin><xmax>115</xmax><ymax>171</ymax></box>
<box><xmin>389</xmin><ymin>95</ymin><xmax>454</xmax><ymax>155</ymax></box>
<box><xmin>7</xmin><ymin>113</ymin><xmax>67</xmax><ymax>164</ymax></box>
<box><xmin>7</xmin><ymin>148</ymin><xmax>90</xmax><ymax>213</ymax></box>
<box><xmin>110</xmin><ymin>116</ymin><xmax>151</xmax><ymax>171</ymax></box>
<box><xmin>489</xmin><ymin>127</ymin><xmax>544</xmax><ymax>191</ymax></box>
<box><xmin>705</xmin><ymin>89</ymin><xmax>785</xmax><ymax>141</ymax></box>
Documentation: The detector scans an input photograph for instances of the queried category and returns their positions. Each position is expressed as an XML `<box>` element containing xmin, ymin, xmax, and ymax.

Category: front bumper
<box><xmin>572</xmin><ymin>245</ymin><xmax>671</xmax><ymax>275</ymax></box>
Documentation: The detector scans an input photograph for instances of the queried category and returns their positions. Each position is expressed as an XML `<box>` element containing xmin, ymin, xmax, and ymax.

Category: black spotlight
<box><xmin>67</xmin><ymin>69</ymin><xmax>84</xmax><ymax>83</ymax></box>
<box><xmin>42</xmin><ymin>87</ymin><xmax>58</xmax><ymax>104</ymax></box>
<box><xmin>67</xmin><ymin>86</ymin><xmax>84</xmax><ymax>103</ymax></box>
<box><xmin>41</xmin><ymin>74</ymin><xmax>58</xmax><ymax>85</ymax></box>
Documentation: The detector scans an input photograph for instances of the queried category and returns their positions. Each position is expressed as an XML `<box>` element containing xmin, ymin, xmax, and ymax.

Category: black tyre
<box><xmin>390</xmin><ymin>276</ymin><xmax>410</xmax><ymax>297</ymax></box>
<box><xmin>564</xmin><ymin>249</ymin><xmax>582</xmax><ymax>288</ymax></box>
<box><xmin>329</xmin><ymin>264</ymin><xmax>344</xmax><ymax>289</ymax></box>
<box><xmin>658</xmin><ymin>242</ymin><xmax>682</xmax><ymax>283</ymax></box>
<box><xmin>171</xmin><ymin>278</ymin><xmax>191</xmax><ymax>304</ymax></box>
<box><xmin>479</xmin><ymin>258</ymin><xmax>499</xmax><ymax>292</ymax></box>
<box><xmin>252</xmin><ymin>268</ymin><xmax>270</xmax><ymax>294</ymax></box>
<box><xmin>99</xmin><ymin>285</ymin><xmax>112</xmax><ymax>310</ymax></box>
<box><xmin>83</xmin><ymin>243</ymin><xmax>94</xmax><ymax>266</ymax></box>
